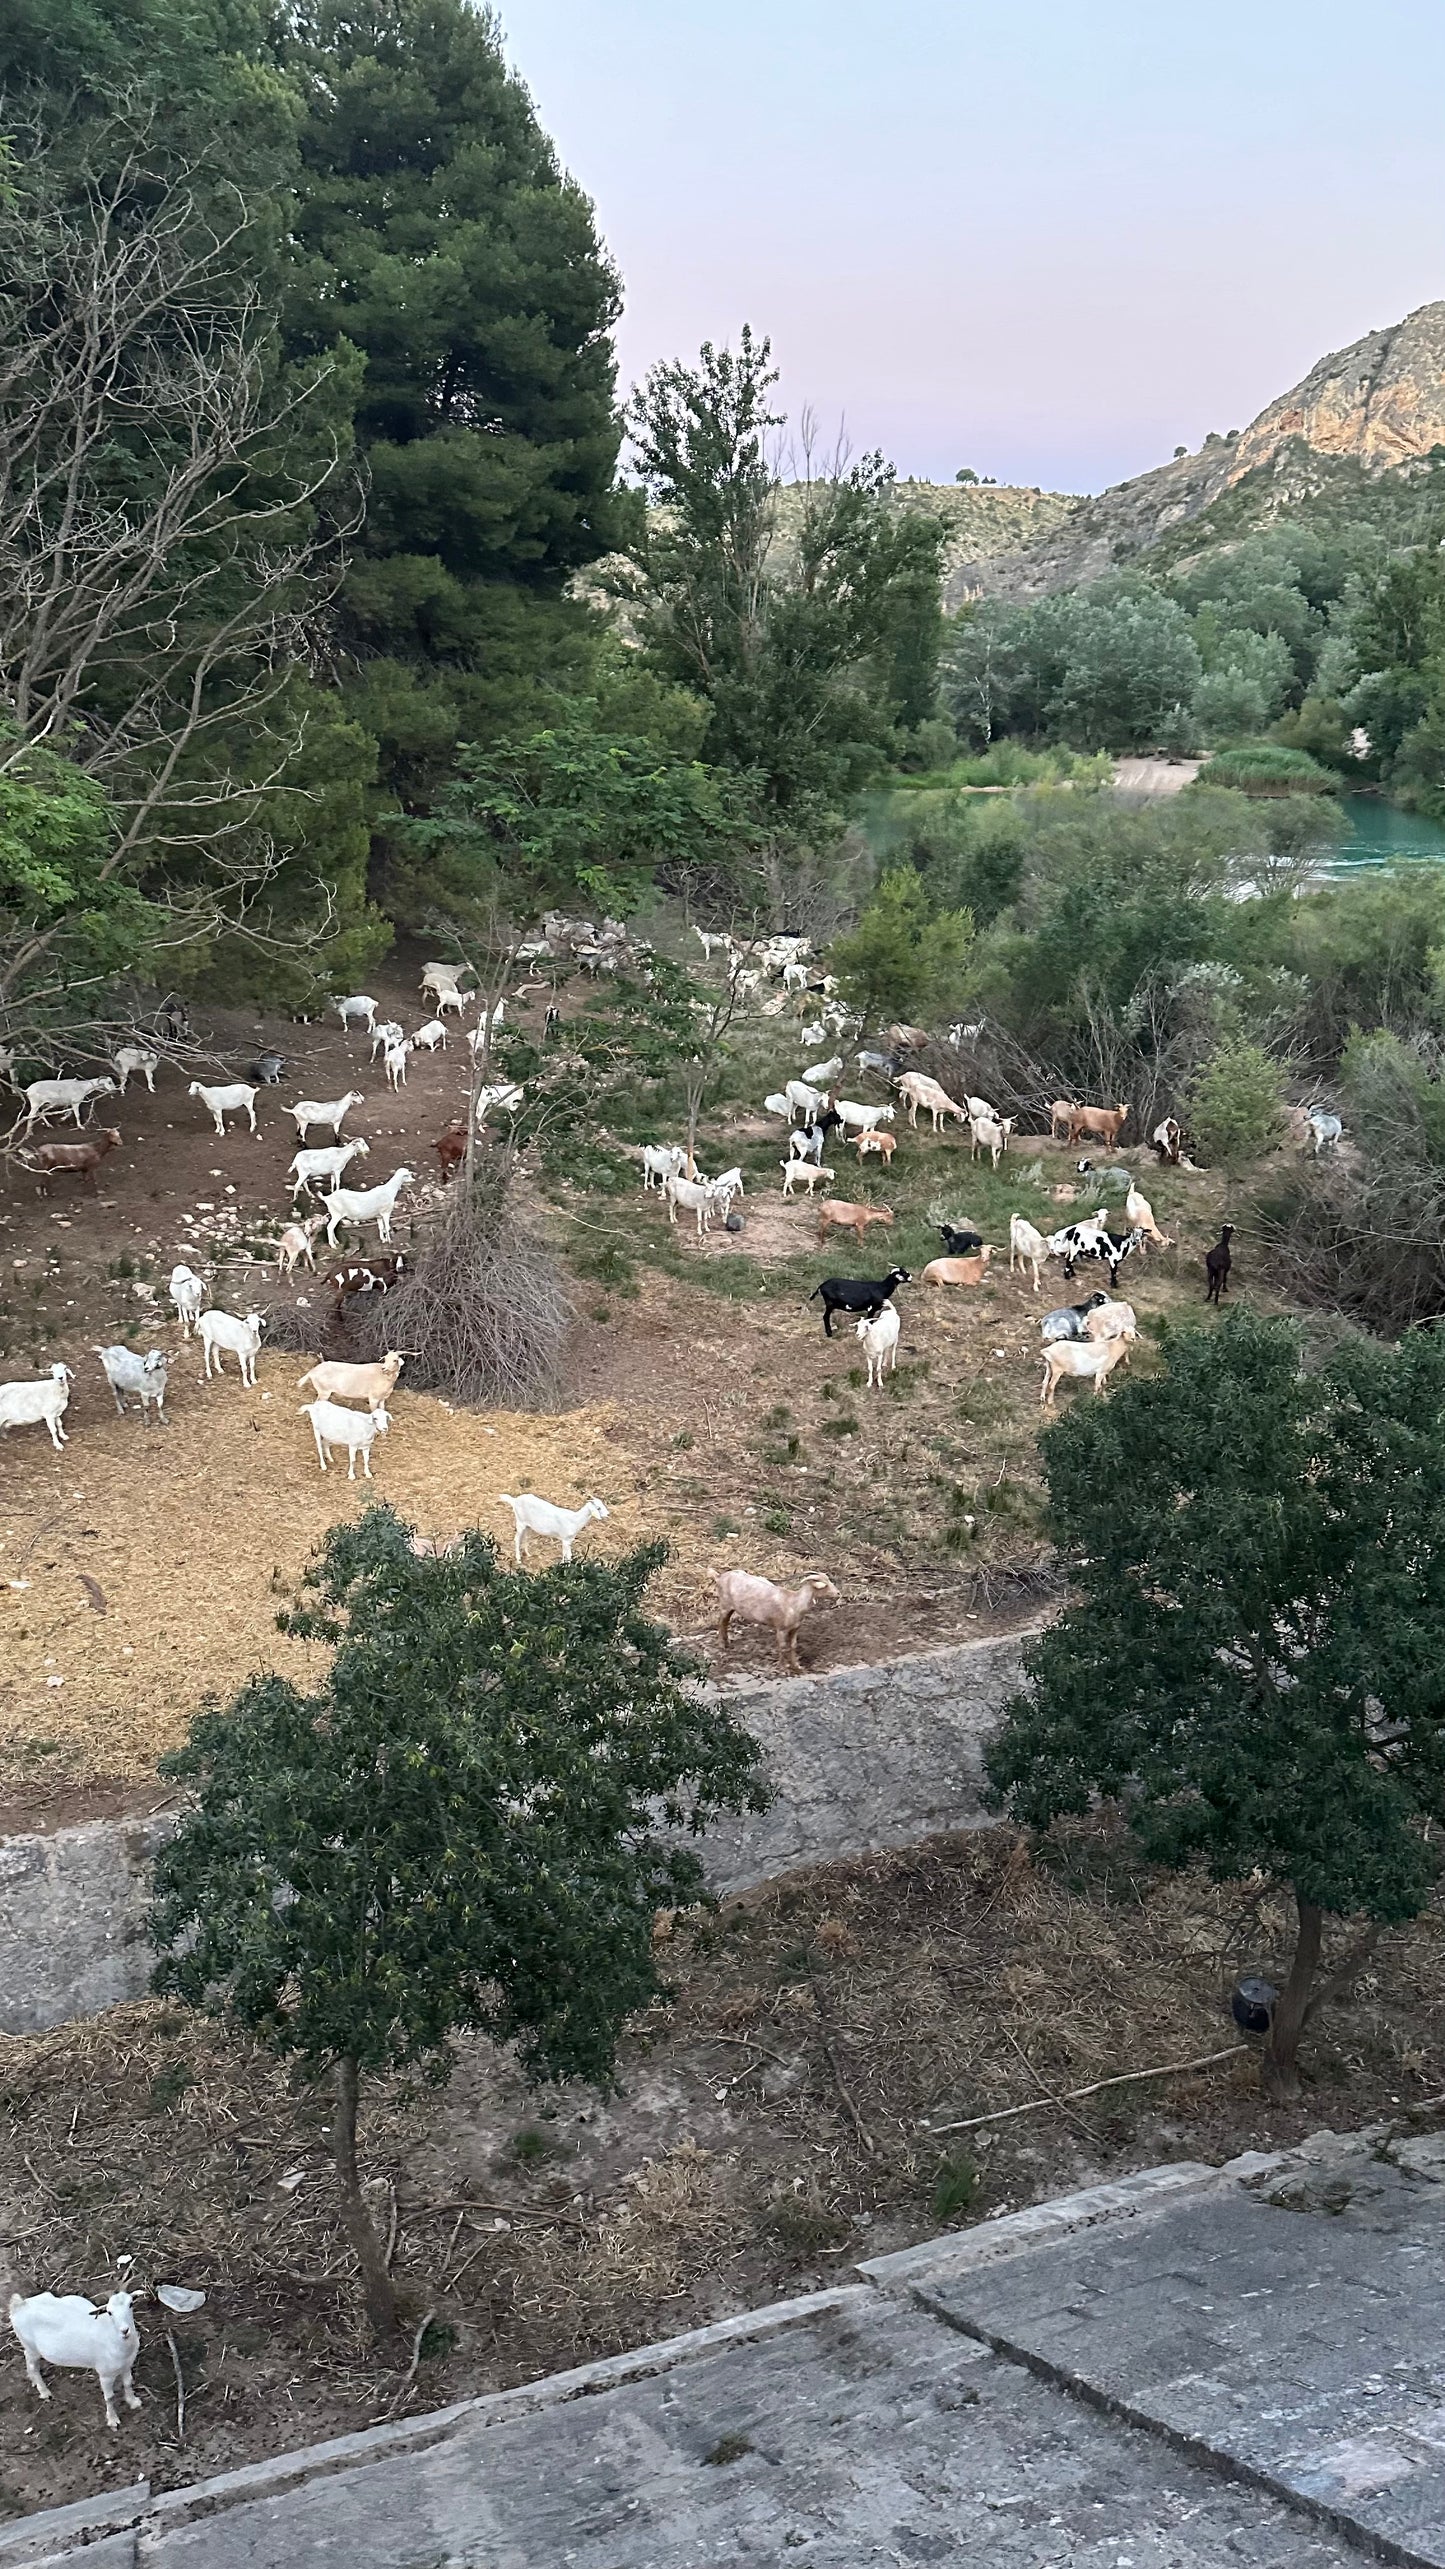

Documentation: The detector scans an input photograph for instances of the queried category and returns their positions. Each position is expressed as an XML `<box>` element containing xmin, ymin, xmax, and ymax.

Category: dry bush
<box><xmin>341</xmin><ymin>1179</ymin><xmax>570</xmax><ymax>1409</ymax></box>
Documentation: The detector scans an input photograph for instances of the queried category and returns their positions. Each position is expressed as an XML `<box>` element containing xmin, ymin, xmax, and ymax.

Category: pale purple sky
<box><xmin>497</xmin><ymin>0</ymin><xmax>1445</xmax><ymax>494</ymax></box>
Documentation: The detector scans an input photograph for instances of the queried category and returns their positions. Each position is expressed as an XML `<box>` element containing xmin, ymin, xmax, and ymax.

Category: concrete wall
<box><xmin>0</xmin><ymin>1627</ymin><xmax>1040</xmax><ymax>2036</ymax></box>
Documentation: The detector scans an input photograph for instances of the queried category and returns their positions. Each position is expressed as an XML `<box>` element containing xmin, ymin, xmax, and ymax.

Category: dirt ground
<box><xmin>0</xmin><ymin>939</ymin><xmax>1233</xmax><ymax>1814</ymax></box>
<box><xmin>3</xmin><ymin>1823</ymin><xmax>1442</xmax><ymax>2520</ymax></box>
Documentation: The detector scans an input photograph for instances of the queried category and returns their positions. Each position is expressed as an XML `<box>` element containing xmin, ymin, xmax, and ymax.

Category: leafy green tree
<box><xmin>986</xmin><ymin>1314</ymin><xmax>1445</xmax><ymax>2099</ymax></box>
<box><xmin>625</xmin><ymin>330</ymin><xmax>946</xmax><ymax>852</ymax></box>
<box><xmin>830</xmin><ymin>867</ymin><xmax>973</xmax><ymax>1027</ymax></box>
<box><xmin>150</xmin><ymin>1508</ymin><xmax>768</xmax><ymax>2349</ymax></box>
<box><xmin>1040</xmin><ymin>582</ymin><xmax>1202</xmax><ymax>751</ymax></box>
<box><xmin>1188</xmin><ymin>1035</ymin><xmax>1285</xmax><ymax>1166</ymax></box>
<box><xmin>282</xmin><ymin>0</ymin><xmax>625</xmax><ymax>828</ymax></box>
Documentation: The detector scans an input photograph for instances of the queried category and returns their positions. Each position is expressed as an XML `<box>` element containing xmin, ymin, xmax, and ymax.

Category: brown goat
<box><xmin>1066</xmin><ymin>1102</ymin><xmax>1130</xmax><ymax>1149</ymax></box>
<box><xmin>817</xmin><ymin>1199</ymin><xmax>895</xmax><ymax>1246</ymax></box>
<box><xmin>434</xmin><ymin>1119</ymin><xmax>468</xmax><ymax>1183</ymax></box>
<box><xmin>20</xmin><ymin>1128</ymin><xmax>122</xmax><ymax>1190</ymax></box>
<box><xmin>921</xmin><ymin>1250</ymin><xmax>992</xmax><ymax>1288</ymax></box>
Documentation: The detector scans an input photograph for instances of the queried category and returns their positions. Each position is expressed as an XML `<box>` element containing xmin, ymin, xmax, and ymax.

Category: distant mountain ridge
<box><xmin>903</xmin><ymin>300</ymin><xmax>1445</xmax><ymax>599</ymax></box>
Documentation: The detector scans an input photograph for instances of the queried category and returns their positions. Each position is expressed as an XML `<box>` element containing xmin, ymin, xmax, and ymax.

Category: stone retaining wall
<box><xmin>0</xmin><ymin>1627</ymin><xmax>1039</xmax><ymax>2036</ymax></box>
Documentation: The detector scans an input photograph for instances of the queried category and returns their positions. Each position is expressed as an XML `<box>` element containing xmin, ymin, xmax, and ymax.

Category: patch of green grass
<box><xmin>671</xmin><ymin>1429</ymin><xmax>695</xmax><ymax>1450</ymax></box>
<box><xmin>820</xmin><ymin>1412</ymin><xmax>859</xmax><ymax>1438</ymax></box>
<box><xmin>764</xmin><ymin>1403</ymin><xmax>792</xmax><ymax>1429</ymax></box>
<box><xmin>570</xmin><ymin>1238</ymin><xmax>640</xmax><ymax>1297</ymax></box>
<box><xmin>761</xmin><ymin>1433</ymin><xmax>802</xmax><ymax>1465</ymax></box>
<box><xmin>147</xmin><ymin>2061</ymin><xmax>194</xmax><ymax>2115</ymax></box>
<box><xmin>931</xmin><ymin>2149</ymin><xmax>981</xmax><ymax>2225</ymax></box>
<box><xmin>761</xmin><ymin>1505</ymin><xmax>792</xmax><ymax>1535</ymax></box>
<box><xmin>506</xmin><ymin>2126</ymin><xmax>553</xmax><ymax>2167</ymax></box>
<box><xmin>419</xmin><ymin>2319</ymin><xmax>458</xmax><ymax>2361</ymax></box>
<box><xmin>711</xmin><ymin>1513</ymin><xmax>740</xmax><ymax>1537</ymax></box>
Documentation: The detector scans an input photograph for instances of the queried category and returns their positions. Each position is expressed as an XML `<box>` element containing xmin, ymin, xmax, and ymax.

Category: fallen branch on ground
<box><xmin>922</xmin><ymin>2043</ymin><xmax>1251</xmax><ymax>2136</ymax></box>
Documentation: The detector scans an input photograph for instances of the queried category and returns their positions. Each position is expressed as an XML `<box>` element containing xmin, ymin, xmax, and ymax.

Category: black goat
<box><xmin>809</xmin><ymin>1267</ymin><xmax>911</xmax><ymax>1337</ymax></box>
<box><xmin>1205</xmin><ymin>1224</ymin><xmax>1234</xmax><ymax>1306</ymax></box>
<box><xmin>938</xmin><ymin>1222</ymin><xmax>984</xmax><ymax>1257</ymax></box>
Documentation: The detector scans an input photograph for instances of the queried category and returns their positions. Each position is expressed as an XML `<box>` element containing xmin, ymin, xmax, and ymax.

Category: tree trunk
<box><xmin>332</xmin><ymin>2054</ymin><xmax>403</xmax><ymax>2353</ymax></box>
<box><xmin>1262</xmin><ymin>1895</ymin><xmax>1323</xmax><ymax>2104</ymax></box>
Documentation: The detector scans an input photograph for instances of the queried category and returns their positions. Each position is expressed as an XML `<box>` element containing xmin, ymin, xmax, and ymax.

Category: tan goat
<box><xmin>711</xmin><ymin>1568</ymin><xmax>842</xmax><ymax>1673</ymax></box>
<box><xmin>921</xmin><ymin>1250</ymin><xmax>992</xmax><ymax>1288</ymax></box>
<box><xmin>297</xmin><ymin>1349</ymin><xmax>405</xmax><ymax>1413</ymax></box>
<box><xmin>817</xmin><ymin>1199</ymin><xmax>895</xmax><ymax>1246</ymax></box>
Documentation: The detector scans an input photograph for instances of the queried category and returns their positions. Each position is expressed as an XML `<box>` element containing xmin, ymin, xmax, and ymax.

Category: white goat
<box><xmin>334</xmin><ymin>994</ymin><xmax>379</xmax><ymax>1033</ymax></box>
<box><xmin>17</xmin><ymin>1076</ymin><xmax>117</xmax><ymax>1136</ymax></box>
<box><xmin>188</xmin><ymin>1080</ymin><xmax>257</xmax><ymax>1137</ymax></box>
<box><xmin>432</xmin><ymin>982</ymin><xmax>471</xmax><ymax>1020</ymax></box>
<box><xmin>112</xmin><ymin>1045</ymin><xmax>158</xmax><ymax>1094</ymax></box>
<box><xmin>93</xmin><ymin>1344</ymin><xmax>169</xmax><ymax>1422</ymax></box>
<box><xmin>663</xmin><ymin>1170</ymin><xmax>721</xmax><ymax>1235</ymax></box>
<box><xmin>856</xmin><ymin>1302</ymin><xmax>901</xmax><ymax>1387</ymax></box>
<box><xmin>1040</xmin><ymin>1335</ymin><xmax>1131</xmax><ymax>1407</ymax></box>
<box><xmin>411</xmin><ymin>1019</ymin><xmax>447</xmax><ymax>1053</ymax></box>
<box><xmin>1008</xmin><ymin>1215</ymin><xmax>1048</xmax><ymax>1292</ymax></box>
<box><xmin>302</xmin><ymin>1397</ymin><xmax>391</xmax><ymax>1478</ymax></box>
<box><xmin>800</xmin><ymin>1056</ymin><xmax>844</xmax><ymax>1089</ymax></box>
<box><xmin>0</xmin><ymin>1363</ymin><xmax>74</xmax><ymax>1448</ymax></box>
<box><xmin>369</xmin><ymin>1019</ymin><xmax>405</xmax><ymax>1061</ymax></box>
<box><xmin>421</xmin><ymin>960</ymin><xmax>468</xmax><ymax>1003</ymax></box>
<box><xmin>289</xmin><ymin>1137</ymin><xmax>370</xmax><ymax>1201</ymax></box>
<box><xmin>833</xmin><ymin>1098</ymin><xmax>894</xmax><ymax>1135</ymax></box>
<box><xmin>323</xmin><ymin>1166</ymin><xmax>414</xmax><ymax>1246</ymax></box>
<box><xmin>276</xmin><ymin>1214</ymin><xmax>326</xmax><ymax>1276</ymax></box>
<box><xmin>785</xmin><ymin>1078</ymin><xmax>823</xmax><ymax>1122</ymax></box>
<box><xmin>969</xmin><ymin>1111</ymin><xmax>1013</xmax><ymax>1169</ymax></box>
<box><xmin>473</xmin><ymin>1082</ymin><xmax>523</xmax><ymax>1124</ymax></box>
<box><xmin>781</xmin><ymin>1159</ymin><xmax>835</xmax><ymax>1197</ymax></box>
<box><xmin>1123</xmin><ymin>1182</ymin><xmax>1171</xmax><ymax>1248</ymax></box>
<box><xmin>763</xmin><ymin>1092</ymin><xmax>792</xmax><ymax>1119</ymax></box>
<box><xmin>782</xmin><ymin>959</ymin><xmax>810</xmax><ymax>992</ymax></box>
<box><xmin>9</xmin><ymin>2289</ymin><xmax>141</xmax><ymax>2431</ymax></box>
<box><xmin>465</xmin><ymin>1001</ymin><xmax>508</xmax><ymax>1052</ymax></box>
<box><xmin>710</xmin><ymin>1164</ymin><xmax>745</xmax><ymax>1213</ymax></box>
<box><xmin>199</xmin><ymin>1307</ymin><xmax>264</xmax><ymax>1386</ymax></box>
<box><xmin>498</xmin><ymin>1491</ymin><xmax>609</xmax><ymax>1566</ymax></box>
<box><xmin>298</xmin><ymin>1349</ymin><xmax>404</xmax><ymax>1412</ymax></box>
<box><xmin>642</xmin><ymin>1143</ymin><xmax>687</xmax><ymax>1191</ymax></box>
<box><xmin>693</xmin><ymin>926</ymin><xmax>731</xmax><ymax>962</ymax></box>
<box><xmin>290</xmin><ymin>1091</ymin><xmax>364</xmax><ymax>1142</ymax></box>
<box><xmin>1083</xmin><ymin>1298</ymin><xmax>1138</xmax><ymax>1345</ymax></box>
<box><xmin>895</xmin><ymin>1072</ymin><xmax>966</xmax><ymax>1134</ymax></box>
<box><xmin>383</xmin><ymin>1040</ymin><xmax>411</xmax><ymax>1090</ymax></box>
<box><xmin>169</xmin><ymin>1264</ymin><xmax>205</xmax><ymax>1335</ymax></box>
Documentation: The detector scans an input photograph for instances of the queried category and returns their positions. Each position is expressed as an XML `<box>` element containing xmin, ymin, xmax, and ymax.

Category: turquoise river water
<box><xmin>1331</xmin><ymin>794</ymin><xmax>1445</xmax><ymax>870</ymax></box>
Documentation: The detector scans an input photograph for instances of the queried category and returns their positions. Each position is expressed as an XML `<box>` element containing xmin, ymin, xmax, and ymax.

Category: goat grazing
<box><xmin>816</xmin><ymin>1199</ymin><xmax>895</xmax><ymax>1247</ymax></box>
<box><xmin>169</xmin><ymin>1264</ymin><xmax>204</xmax><ymax>1335</ymax></box>
<box><xmin>17</xmin><ymin>1075</ymin><xmax>116</xmax><ymax>1135</ymax></box>
<box><xmin>411</xmin><ymin>1018</ymin><xmax>447</xmax><ymax>1053</ymax></box>
<box><xmin>1123</xmin><ymin>1181</ymin><xmax>1171</xmax><ymax>1247</ymax></box>
<box><xmin>298</xmin><ymin>1349</ymin><xmax>404</xmax><ymax>1412</ymax></box>
<box><xmin>333</xmin><ymin>994</ymin><xmax>379</xmax><ymax>1034</ymax></box>
<box><xmin>434</xmin><ymin>1120</ymin><xmax>467</xmax><ymax>1184</ymax></box>
<box><xmin>324</xmin><ymin>1168</ymin><xmax>414</xmax><ymax>1247</ymax></box>
<box><xmin>1039</xmin><ymin>1293</ymin><xmax>1109</xmax><ymax>1343</ymax></box>
<box><xmin>781</xmin><ymin>1159</ymin><xmax>835</xmax><ymax>1198</ymax></box>
<box><xmin>938</xmin><ymin>1222</ymin><xmax>984</xmax><ymax>1257</ymax></box>
<box><xmin>93</xmin><ymin>1344</ymin><xmax>169</xmax><ymax>1422</ymax></box>
<box><xmin>1047</xmin><ymin>1099</ymin><xmax>1080</xmax><ymax>1142</ymax></box>
<box><xmin>1206</xmin><ymin>1224</ymin><xmax>1234</xmax><ymax>1305</ymax></box>
<box><xmin>854</xmin><ymin>1128</ymin><xmax>896</xmax><ymax>1165</ymax></box>
<box><xmin>1151</xmin><ymin>1116</ymin><xmax>1184</xmax><ymax>1164</ymax></box>
<box><xmin>856</xmin><ymin>1302</ymin><xmax>901</xmax><ymax>1386</ymax></box>
<box><xmin>188</xmin><ymin>1080</ymin><xmax>257</xmax><ymax>1137</ymax></box>
<box><xmin>711</xmin><ymin>1568</ymin><xmax>840</xmax><ymax>1674</ymax></box>
<box><xmin>302</xmin><ymin>1397</ymin><xmax>391</xmax><ymax>1478</ymax></box>
<box><xmin>323</xmin><ymin>1254</ymin><xmax>408</xmax><ymax>1309</ymax></box>
<box><xmin>289</xmin><ymin>1137</ymin><xmax>370</xmax><ymax>1201</ymax></box>
<box><xmin>20</xmin><ymin>1129</ymin><xmax>121</xmax><ymax>1190</ymax></box>
<box><xmin>290</xmin><ymin>1091</ymin><xmax>364</xmax><ymax>1143</ymax></box>
<box><xmin>1040</xmin><ymin>1335</ymin><xmax>1131</xmax><ymax>1407</ymax></box>
<box><xmin>896</xmin><ymin>1072</ymin><xmax>966</xmax><ymax>1133</ymax></box>
<box><xmin>968</xmin><ymin>1110</ymin><xmax>1013</xmax><ymax>1168</ymax></box>
<box><xmin>9</xmin><ymin>2289</ymin><xmax>140</xmax><ymax>2431</ymax></box>
<box><xmin>810</xmin><ymin>1268</ymin><xmax>910</xmax><ymax>1336</ymax></box>
<box><xmin>0</xmin><ymin>1363</ymin><xmax>74</xmax><ymax>1449</ymax></box>
<box><xmin>112</xmin><ymin>1045</ymin><xmax>158</xmax><ymax>1094</ymax></box>
<box><xmin>498</xmin><ymin>1491</ymin><xmax>609</xmax><ymax>1566</ymax></box>
<box><xmin>1307</xmin><ymin>1109</ymin><xmax>1343</xmax><ymax>1155</ymax></box>
<box><xmin>1083</xmin><ymin>1297</ymin><xmax>1137</xmax><ymax>1346</ymax></box>
<box><xmin>199</xmin><ymin>1308</ymin><xmax>264</xmax><ymax>1385</ymax></box>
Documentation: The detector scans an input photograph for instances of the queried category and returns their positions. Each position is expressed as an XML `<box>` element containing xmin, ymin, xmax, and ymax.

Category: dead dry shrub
<box><xmin>341</xmin><ymin>1178</ymin><xmax>570</xmax><ymax>1409</ymax></box>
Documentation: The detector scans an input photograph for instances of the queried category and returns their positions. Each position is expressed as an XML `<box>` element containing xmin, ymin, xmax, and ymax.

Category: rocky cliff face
<box><xmin>925</xmin><ymin>300</ymin><xmax>1445</xmax><ymax>599</ymax></box>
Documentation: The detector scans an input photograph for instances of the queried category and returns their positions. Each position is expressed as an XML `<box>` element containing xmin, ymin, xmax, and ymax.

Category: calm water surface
<box><xmin>1329</xmin><ymin>794</ymin><xmax>1445</xmax><ymax>870</ymax></box>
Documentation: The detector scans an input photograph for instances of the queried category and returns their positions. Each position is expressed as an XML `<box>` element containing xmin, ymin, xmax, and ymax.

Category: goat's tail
<box><xmin>807</xmin><ymin>1285</ymin><xmax>821</xmax><ymax>1302</ymax></box>
<box><xmin>496</xmin><ymin>1493</ymin><xmax>516</xmax><ymax>1508</ymax></box>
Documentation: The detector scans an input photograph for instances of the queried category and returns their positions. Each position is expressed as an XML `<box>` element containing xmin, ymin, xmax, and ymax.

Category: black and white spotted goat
<box><xmin>1046</xmin><ymin>1210</ymin><xmax>1147</xmax><ymax>1290</ymax></box>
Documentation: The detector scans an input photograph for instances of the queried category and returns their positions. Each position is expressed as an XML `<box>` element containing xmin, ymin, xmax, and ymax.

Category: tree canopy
<box><xmin>985</xmin><ymin>1313</ymin><xmax>1445</xmax><ymax>2096</ymax></box>
<box><xmin>150</xmin><ymin>1505</ymin><xmax>769</xmax><ymax>2345</ymax></box>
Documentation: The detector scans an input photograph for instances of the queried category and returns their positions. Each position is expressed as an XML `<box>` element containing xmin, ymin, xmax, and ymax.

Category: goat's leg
<box><xmin>21</xmin><ymin>2346</ymin><xmax>50</xmax><ymax>2398</ymax></box>
<box><xmin>120</xmin><ymin>2347</ymin><xmax>141</xmax><ymax>2410</ymax></box>
<box><xmin>98</xmin><ymin>2368</ymin><xmax>121</xmax><ymax>2429</ymax></box>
